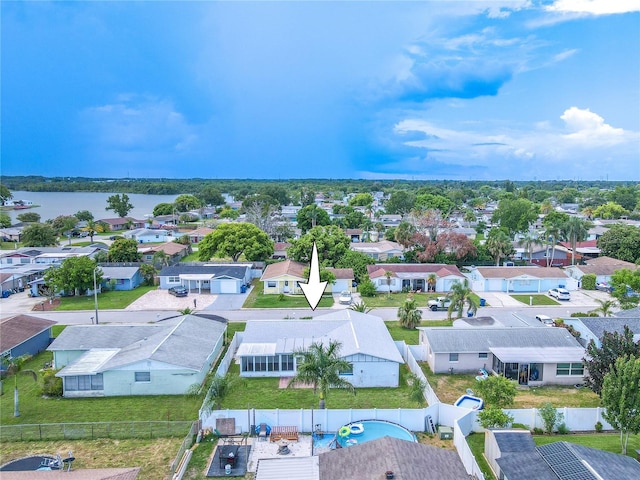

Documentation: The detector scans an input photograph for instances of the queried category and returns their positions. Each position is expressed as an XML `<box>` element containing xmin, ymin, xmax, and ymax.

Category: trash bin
<box><xmin>479</xmin><ymin>298</ymin><xmax>486</xmax><ymax>307</ymax></box>
<box><xmin>467</xmin><ymin>310</ymin><xmax>474</xmax><ymax>317</ymax></box>
<box><xmin>240</xmin><ymin>285</ymin><xmax>247</xmax><ymax>293</ymax></box>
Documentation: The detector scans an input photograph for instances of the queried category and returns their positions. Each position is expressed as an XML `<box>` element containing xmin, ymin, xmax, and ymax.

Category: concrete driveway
<box><xmin>125</xmin><ymin>289</ymin><xmax>217</xmax><ymax>311</ymax></box>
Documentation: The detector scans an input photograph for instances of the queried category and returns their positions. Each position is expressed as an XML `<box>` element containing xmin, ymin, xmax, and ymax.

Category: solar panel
<box><xmin>538</xmin><ymin>443</ymin><xmax>598</xmax><ymax>480</ymax></box>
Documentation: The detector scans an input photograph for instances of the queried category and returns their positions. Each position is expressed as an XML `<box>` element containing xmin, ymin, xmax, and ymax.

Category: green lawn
<box><xmin>242</xmin><ymin>281</ymin><xmax>334</xmax><ymax>309</ymax></box>
<box><xmin>534</xmin><ymin>433</ymin><xmax>640</xmax><ymax>458</ymax></box>
<box><xmin>466</xmin><ymin>432</ymin><xmax>495</xmax><ymax>480</ymax></box>
<box><xmin>385</xmin><ymin>320</ymin><xmax>452</xmax><ymax>344</ymax></box>
<box><xmin>360</xmin><ymin>292</ymin><xmax>438</xmax><ymax>308</ymax></box>
<box><xmin>53</xmin><ymin>285</ymin><xmax>157</xmax><ymax>310</ymax></box>
<box><xmin>511</xmin><ymin>294</ymin><xmax>559</xmax><ymax>306</ymax></box>
<box><xmin>0</xmin><ymin>352</ymin><xmax>202</xmax><ymax>426</ymax></box>
<box><xmin>218</xmin><ymin>363</ymin><xmax>425</xmax><ymax>409</ymax></box>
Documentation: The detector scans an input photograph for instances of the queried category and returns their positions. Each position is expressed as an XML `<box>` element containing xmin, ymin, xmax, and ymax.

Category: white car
<box><xmin>548</xmin><ymin>288</ymin><xmax>570</xmax><ymax>301</ymax></box>
<box><xmin>338</xmin><ymin>290</ymin><xmax>352</xmax><ymax>304</ymax></box>
<box><xmin>535</xmin><ymin>314</ymin><xmax>554</xmax><ymax>326</ymax></box>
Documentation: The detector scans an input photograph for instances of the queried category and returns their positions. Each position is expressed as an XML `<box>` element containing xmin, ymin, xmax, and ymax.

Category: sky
<box><xmin>2</xmin><ymin>0</ymin><xmax>639</xmax><ymax>181</ymax></box>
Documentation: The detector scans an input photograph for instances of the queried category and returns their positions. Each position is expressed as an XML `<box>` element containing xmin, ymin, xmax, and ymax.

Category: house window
<box><xmin>65</xmin><ymin>374</ymin><xmax>103</xmax><ymax>391</ymax></box>
<box><xmin>168</xmin><ymin>276</ymin><xmax>180</xmax><ymax>283</ymax></box>
<box><xmin>267</xmin><ymin>357</ymin><xmax>279</xmax><ymax>372</ymax></box>
<box><xmin>449</xmin><ymin>353</ymin><xmax>459</xmax><ymax>362</ymax></box>
<box><xmin>135</xmin><ymin>372</ymin><xmax>151</xmax><ymax>382</ymax></box>
<box><xmin>254</xmin><ymin>356</ymin><xmax>267</xmax><ymax>372</ymax></box>
<box><xmin>281</xmin><ymin>354</ymin><xmax>294</xmax><ymax>371</ymax></box>
<box><xmin>556</xmin><ymin>363</ymin><xmax>584</xmax><ymax>376</ymax></box>
<box><xmin>478</xmin><ymin>353</ymin><xmax>488</xmax><ymax>359</ymax></box>
<box><xmin>267</xmin><ymin>281</ymin><xmax>276</xmax><ymax>288</ymax></box>
<box><xmin>339</xmin><ymin>363</ymin><xmax>354</xmax><ymax>375</ymax></box>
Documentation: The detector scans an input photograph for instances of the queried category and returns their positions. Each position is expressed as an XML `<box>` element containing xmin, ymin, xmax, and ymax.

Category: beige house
<box><xmin>261</xmin><ymin>259</ymin><xmax>354</xmax><ymax>294</ymax></box>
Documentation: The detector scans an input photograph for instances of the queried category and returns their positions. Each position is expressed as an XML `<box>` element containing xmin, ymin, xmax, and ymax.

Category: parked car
<box><xmin>595</xmin><ymin>282</ymin><xmax>613</xmax><ymax>292</ymax></box>
<box><xmin>548</xmin><ymin>288</ymin><xmax>570</xmax><ymax>301</ymax></box>
<box><xmin>428</xmin><ymin>296</ymin><xmax>451</xmax><ymax>311</ymax></box>
<box><xmin>168</xmin><ymin>286</ymin><xmax>188</xmax><ymax>297</ymax></box>
<box><xmin>535</xmin><ymin>314</ymin><xmax>554</xmax><ymax>326</ymax></box>
<box><xmin>339</xmin><ymin>290</ymin><xmax>352</xmax><ymax>304</ymax></box>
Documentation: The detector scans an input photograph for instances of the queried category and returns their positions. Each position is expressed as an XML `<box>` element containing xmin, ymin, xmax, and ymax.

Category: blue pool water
<box><xmin>334</xmin><ymin>420</ymin><xmax>416</xmax><ymax>448</ymax></box>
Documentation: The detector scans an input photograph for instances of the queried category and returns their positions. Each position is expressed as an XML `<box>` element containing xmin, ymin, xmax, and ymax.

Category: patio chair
<box><xmin>258</xmin><ymin>423</ymin><xmax>269</xmax><ymax>442</ymax></box>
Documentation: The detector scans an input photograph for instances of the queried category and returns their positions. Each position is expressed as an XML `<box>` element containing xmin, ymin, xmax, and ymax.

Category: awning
<box><xmin>490</xmin><ymin>347</ymin><xmax>584</xmax><ymax>363</ymax></box>
<box><xmin>56</xmin><ymin>348</ymin><xmax>119</xmax><ymax>376</ymax></box>
<box><xmin>235</xmin><ymin>343</ymin><xmax>277</xmax><ymax>356</ymax></box>
<box><xmin>179</xmin><ymin>274</ymin><xmax>215</xmax><ymax>281</ymax></box>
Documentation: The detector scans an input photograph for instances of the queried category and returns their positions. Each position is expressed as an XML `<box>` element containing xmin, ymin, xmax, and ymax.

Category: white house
<box><xmin>158</xmin><ymin>264</ymin><xmax>252</xmax><ymax>294</ymax></box>
<box><xmin>466</xmin><ymin>266</ymin><xmax>574</xmax><ymax>293</ymax></box>
<box><xmin>260</xmin><ymin>259</ymin><xmax>354</xmax><ymax>294</ymax></box>
<box><xmin>366</xmin><ymin>263</ymin><xmax>466</xmax><ymax>293</ymax></box>
<box><xmin>419</xmin><ymin>326</ymin><xmax>586</xmax><ymax>386</ymax></box>
<box><xmin>350</xmin><ymin>240</ymin><xmax>404</xmax><ymax>261</ymax></box>
<box><xmin>564</xmin><ymin>255</ymin><xmax>638</xmax><ymax>286</ymax></box>
<box><xmin>235</xmin><ymin>310</ymin><xmax>404</xmax><ymax>388</ymax></box>
<box><xmin>48</xmin><ymin>315</ymin><xmax>226</xmax><ymax>397</ymax></box>
<box><xmin>123</xmin><ymin>228</ymin><xmax>180</xmax><ymax>244</ymax></box>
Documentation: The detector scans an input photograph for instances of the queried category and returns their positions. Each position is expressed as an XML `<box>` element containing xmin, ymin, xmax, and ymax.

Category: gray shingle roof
<box><xmin>0</xmin><ymin>314</ymin><xmax>56</xmax><ymax>353</ymax></box>
<box><xmin>158</xmin><ymin>264</ymin><xmax>249</xmax><ymax>279</ymax></box>
<box><xmin>420</xmin><ymin>327</ymin><xmax>583</xmax><ymax>353</ymax></box>
<box><xmin>613</xmin><ymin>306</ymin><xmax>640</xmax><ymax>318</ymax></box>
<box><xmin>576</xmin><ymin>317</ymin><xmax>640</xmax><ymax>340</ymax></box>
<box><xmin>493</xmin><ymin>430</ymin><xmax>537</xmax><ymax>453</ymax></box>
<box><xmin>319</xmin><ymin>436</ymin><xmax>469</xmax><ymax>480</ymax></box>
<box><xmin>239</xmin><ymin>311</ymin><xmax>404</xmax><ymax>363</ymax></box>
<box><xmin>100</xmin><ymin>266</ymin><xmax>139</xmax><ymax>279</ymax></box>
<box><xmin>49</xmin><ymin>315</ymin><xmax>225</xmax><ymax>373</ymax></box>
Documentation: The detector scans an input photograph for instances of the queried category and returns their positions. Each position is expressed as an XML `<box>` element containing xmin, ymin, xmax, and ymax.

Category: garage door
<box><xmin>220</xmin><ymin>280</ymin><xmax>237</xmax><ymax>294</ymax></box>
<box><xmin>332</xmin><ymin>280</ymin><xmax>349</xmax><ymax>293</ymax></box>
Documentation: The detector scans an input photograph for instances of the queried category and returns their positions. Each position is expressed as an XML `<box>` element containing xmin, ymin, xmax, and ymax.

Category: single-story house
<box><xmin>0</xmin><ymin>246</ymin><xmax>103</xmax><ymax>265</ymax></box>
<box><xmin>344</xmin><ymin>229</ymin><xmax>364</xmax><ymax>243</ymax></box>
<box><xmin>564</xmin><ymin>255</ymin><xmax>638</xmax><ymax>286</ymax></box>
<box><xmin>187</xmin><ymin>227</ymin><xmax>214</xmax><ymax>244</ymax></box>
<box><xmin>319</xmin><ymin>437</ymin><xmax>469</xmax><ymax>480</ymax></box>
<box><xmin>271</xmin><ymin>242</ymin><xmax>291</xmax><ymax>259</ymax></box>
<box><xmin>486</xmin><ymin>429</ymin><xmax>640</xmax><ymax>480</ymax></box>
<box><xmin>47</xmin><ymin>314</ymin><xmax>225</xmax><ymax>397</ymax></box>
<box><xmin>261</xmin><ymin>260</ymin><xmax>354</xmax><ymax>294</ymax></box>
<box><xmin>158</xmin><ymin>264</ymin><xmax>251</xmax><ymax>294</ymax></box>
<box><xmin>139</xmin><ymin>242</ymin><xmax>191</xmax><ymax>265</ymax></box>
<box><xmin>1</xmin><ymin>315</ymin><xmax>56</xmax><ymax>362</ymax></box>
<box><xmin>419</xmin><ymin>326</ymin><xmax>586</xmax><ymax>386</ymax></box>
<box><xmin>366</xmin><ymin>263</ymin><xmax>466</xmax><ymax>293</ymax></box>
<box><xmin>350</xmin><ymin>240</ymin><xmax>404</xmax><ymax>261</ymax></box>
<box><xmin>236</xmin><ymin>310</ymin><xmax>404</xmax><ymax>388</ymax></box>
<box><xmin>466</xmin><ymin>266</ymin><xmax>574</xmax><ymax>293</ymax></box>
<box><xmin>98</xmin><ymin>217</ymin><xmax>146</xmax><ymax>231</ymax></box>
<box><xmin>123</xmin><ymin>228</ymin><xmax>180</xmax><ymax>244</ymax></box>
<box><xmin>0</xmin><ymin>227</ymin><xmax>23</xmax><ymax>242</ymax></box>
<box><xmin>563</xmin><ymin>317</ymin><xmax>640</xmax><ymax>348</ymax></box>
<box><xmin>558</xmin><ymin>239</ymin><xmax>600</xmax><ymax>260</ymax></box>
<box><xmin>99</xmin><ymin>265</ymin><xmax>143</xmax><ymax>291</ymax></box>
<box><xmin>0</xmin><ymin>264</ymin><xmax>50</xmax><ymax>293</ymax></box>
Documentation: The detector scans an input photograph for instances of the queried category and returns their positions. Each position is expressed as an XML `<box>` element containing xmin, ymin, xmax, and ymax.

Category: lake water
<box><xmin>6</xmin><ymin>191</ymin><xmax>179</xmax><ymax>222</ymax></box>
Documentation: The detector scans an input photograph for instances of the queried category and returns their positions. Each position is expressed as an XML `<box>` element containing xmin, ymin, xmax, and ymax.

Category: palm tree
<box><xmin>518</xmin><ymin>231</ymin><xmax>538</xmax><ymax>264</ymax></box>
<box><xmin>486</xmin><ymin>230</ymin><xmax>514</xmax><ymax>266</ymax></box>
<box><xmin>349</xmin><ymin>301</ymin><xmax>372</xmax><ymax>313</ymax></box>
<box><xmin>406</xmin><ymin>372</ymin><xmax>427</xmax><ymax>406</ymax></box>
<box><xmin>201</xmin><ymin>373</ymin><xmax>242</xmax><ymax>413</ymax></box>
<box><xmin>288</xmin><ymin>341</ymin><xmax>355</xmax><ymax>409</ymax></box>
<box><xmin>562</xmin><ymin>217</ymin><xmax>590</xmax><ymax>265</ymax></box>
<box><xmin>446</xmin><ymin>279</ymin><xmax>479</xmax><ymax>320</ymax></box>
<box><xmin>427</xmin><ymin>274</ymin><xmax>437</xmax><ymax>293</ymax></box>
<box><xmin>2</xmin><ymin>355</ymin><xmax>38</xmax><ymax>417</ymax></box>
<box><xmin>397</xmin><ymin>297</ymin><xmax>422</xmax><ymax>329</ymax></box>
<box><xmin>152</xmin><ymin>250</ymin><xmax>170</xmax><ymax>268</ymax></box>
<box><xmin>83</xmin><ymin>219</ymin><xmax>97</xmax><ymax>242</ymax></box>
<box><xmin>593</xmin><ymin>298</ymin><xmax>617</xmax><ymax>317</ymax></box>
<box><xmin>384</xmin><ymin>271</ymin><xmax>393</xmax><ymax>298</ymax></box>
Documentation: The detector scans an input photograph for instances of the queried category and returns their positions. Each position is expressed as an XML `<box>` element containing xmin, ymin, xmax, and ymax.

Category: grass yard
<box><xmin>533</xmin><ymin>433</ymin><xmax>640</xmax><ymax>459</ymax></box>
<box><xmin>359</xmin><ymin>292</ymin><xmax>437</xmax><ymax>308</ymax></box>
<box><xmin>466</xmin><ymin>432</ymin><xmax>495</xmax><ymax>480</ymax></box>
<box><xmin>242</xmin><ymin>281</ymin><xmax>334</xmax><ymax>309</ymax></box>
<box><xmin>419</xmin><ymin>364</ymin><xmax>601</xmax><ymax>408</ymax></box>
<box><xmin>53</xmin><ymin>285</ymin><xmax>157</xmax><ymax>311</ymax></box>
<box><xmin>511</xmin><ymin>294</ymin><xmax>559</xmax><ymax>306</ymax></box>
<box><xmin>385</xmin><ymin>320</ymin><xmax>452</xmax><ymax>344</ymax></box>
<box><xmin>218</xmin><ymin>363</ymin><xmax>425</xmax><ymax>410</ymax></box>
<box><xmin>0</xmin><ymin>438</ymin><xmax>184</xmax><ymax>480</ymax></box>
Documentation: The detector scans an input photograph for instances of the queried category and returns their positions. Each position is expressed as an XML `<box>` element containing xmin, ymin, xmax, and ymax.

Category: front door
<box><xmin>284</xmin><ymin>280</ymin><xmax>290</xmax><ymax>293</ymax></box>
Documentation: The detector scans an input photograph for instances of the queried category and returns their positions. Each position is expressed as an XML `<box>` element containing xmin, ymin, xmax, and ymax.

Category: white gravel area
<box><xmin>124</xmin><ymin>289</ymin><xmax>217</xmax><ymax>311</ymax></box>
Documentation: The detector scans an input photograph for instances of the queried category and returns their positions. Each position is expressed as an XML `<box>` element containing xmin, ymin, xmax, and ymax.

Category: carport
<box><xmin>180</xmin><ymin>273</ymin><xmax>215</xmax><ymax>294</ymax></box>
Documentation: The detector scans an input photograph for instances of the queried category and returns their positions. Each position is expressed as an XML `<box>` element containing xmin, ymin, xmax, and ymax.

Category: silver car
<box><xmin>338</xmin><ymin>290</ymin><xmax>352</xmax><ymax>304</ymax></box>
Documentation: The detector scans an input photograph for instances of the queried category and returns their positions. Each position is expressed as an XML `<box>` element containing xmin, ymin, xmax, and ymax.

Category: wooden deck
<box><xmin>269</xmin><ymin>426</ymin><xmax>299</xmax><ymax>442</ymax></box>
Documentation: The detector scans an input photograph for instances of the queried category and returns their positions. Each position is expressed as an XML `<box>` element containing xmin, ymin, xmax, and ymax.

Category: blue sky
<box><xmin>2</xmin><ymin>0</ymin><xmax>639</xmax><ymax>181</ymax></box>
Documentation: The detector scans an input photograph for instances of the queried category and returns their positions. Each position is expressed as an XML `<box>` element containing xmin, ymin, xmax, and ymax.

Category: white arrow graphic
<box><xmin>300</xmin><ymin>241</ymin><xmax>327</xmax><ymax>311</ymax></box>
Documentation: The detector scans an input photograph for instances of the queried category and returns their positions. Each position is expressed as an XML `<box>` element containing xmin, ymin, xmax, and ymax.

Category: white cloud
<box><xmin>546</xmin><ymin>0</ymin><xmax>640</xmax><ymax>15</ymax></box>
<box><xmin>560</xmin><ymin>106</ymin><xmax>626</xmax><ymax>145</ymax></box>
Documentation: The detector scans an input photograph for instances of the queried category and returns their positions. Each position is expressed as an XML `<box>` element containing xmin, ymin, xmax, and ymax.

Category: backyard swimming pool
<box><xmin>334</xmin><ymin>420</ymin><xmax>416</xmax><ymax>448</ymax></box>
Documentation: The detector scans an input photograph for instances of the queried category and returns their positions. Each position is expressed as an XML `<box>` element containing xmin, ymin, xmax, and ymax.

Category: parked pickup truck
<box><xmin>428</xmin><ymin>296</ymin><xmax>451</xmax><ymax>311</ymax></box>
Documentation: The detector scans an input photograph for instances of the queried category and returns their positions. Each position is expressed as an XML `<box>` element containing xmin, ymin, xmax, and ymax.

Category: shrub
<box><xmin>557</xmin><ymin>422</ymin><xmax>569</xmax><ymax>435</ymax></box>
<box><xmin>358</xmin><ymin>278</ymin><xmax>377</xmax><ymax>297</ymax></box>
<box><xmin>595</xmin><ymin>421</ymin><xmax>603</xmax><ymax>433</ymax></box>
<box><xmin>538</xmin><ymin>402</ymin><xmax>564</xmax><ymax>435</ymax></box>
<box><xmin>41</xmin><ymin>369</ymin><xmax>63</xmax><ymax>397</ymax></box>
<box><xmin>478</xmin><ymin>407</ymin><xmax>514</xmax><ymax>429</ymax></box>
<box><xmin>533</xmin><ymin>427</ymin><xmax>544</xmax><ymax>435</ymax></box>
<box><xmin>581</xmin><ymin>274</ymin><xmax>596</xmax><ymax>290</ymax></box>
<box><xmin>278</xmin><ymin>293</ymin><xmax>285</xmax><ymax>301</ymax></box>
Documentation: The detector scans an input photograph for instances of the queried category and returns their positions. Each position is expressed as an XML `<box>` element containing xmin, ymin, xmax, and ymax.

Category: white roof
<box><xmin>490</xmin><ymin>346</ymin><xmax>585</xmax><ymax>363</ymax></box>
<box><xmin>57</xmin><ymin>349</ymin><xmax>119</xmax><ymax>376</ymax></box>
<box><xmin>180</xmin><ymin>273</ymin><xmax>215</xmax><ymax>281</ymax></box>
<box><xmin>256</xmin><ymin>456</ymin><xmax>319</xmax><ymax>480</ymax></box>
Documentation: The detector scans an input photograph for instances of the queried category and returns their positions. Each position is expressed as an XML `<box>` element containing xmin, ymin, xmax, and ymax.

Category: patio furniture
<box><xmin>270</xmin><ymin>426</ymin><xmax>299</xmax><ymax>442</ymax></box>
<box><xmin>218</xmin><ymin>445</ymin><xmax>239</xmax><ymax>469</ymax></box>
<box><xmin>257</xmin><ymin>423</ymin><xmax>270</xmax><ymax>441</ymax></box>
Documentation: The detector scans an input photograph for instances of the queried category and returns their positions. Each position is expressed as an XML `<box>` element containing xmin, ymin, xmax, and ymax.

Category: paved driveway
<box><xmin>125</xmin><ymin>289</ymin><xmax>217</xmax><ymax>311</ymax></box>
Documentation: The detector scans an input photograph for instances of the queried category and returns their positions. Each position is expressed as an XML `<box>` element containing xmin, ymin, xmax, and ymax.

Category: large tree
<box><xmin>593</xmin><ymin>201</ymin><xmax>629</xmax><ymax>220</ymax></box>
<box><xmin>287</xmin><ymin>225</ymin><xmax>350</xmax><ymax>267</ymax></box>
<box><xmin>296</xmin><ymin>204</ymin><xmax>331</xmax><ymax>233</ymax></box>
<box><xmin>20</xmin><ymin>223</ymin><xmax>58</xmax><ymax>246</ymax></box>
<box><xmin>105</xmin><ymin>193</ymin><xmax>134</xmax><ymax>218</ymax></box>
<box><xmin>74</xmin><ymin>210</ymin><xmax>94</xmax><ymax>222</ymax></box>
<box><xmin>16</xmin><ymin>212</ymin><xmax>41</xmax><ymax>223</ymax></box>
<box><xmin>583</xmin><ymin>326</ymin><xmax>640</xmax><ymax>396</ymax></box>
<box><xmin>485</xmin><ymin>229</ymin><xmax>514</xmax><ymax>266</ymax></box>
<box><xmin>561</xmin><ymin>216</ymin><xmax>590</xmax><ymax>265</ymax></box>
<box><xmin>384</xmin><ymin>190</ymin><xmax>416</xmax><ymax>215</ymax></box>
<box><xmin>44</xmin><ymin>256</ymin><xmax>101</xmax><ymax>296</ymax></box>
<box><xmin>446</xmin><ymin>279</ymin><xmax>479</xmax><ymax>320</ymax></box>
<box><xmin>597</xmin><ymin>224</ymin><xmax>640</xmax><ymax>263</ymax></box>
<box><xmin>335</xmin><ymin>250</ymin><xmax>374</xmax><ymax>284</ymax></box>
<box><xmin>288</xmin><ymin>341</ymin><xmax>355</xmax><ymax>409</ymax></box>
<box><xmin>198</xmin><ymin>223</ymin><xmax>273</xmax><ymax>262</ymax></box>
<box><xmin>199</xmin><ymin>186</ymin><xmax>225</xmax><ymax>207</ymax></box>
<box><xmin>51</xmin><ymin>215</ymin><xmax>79</xmax><ymax>235</ymax></box>
<box><xmin>174</xmin><ymin>194</ymin><xmax>201</xmax><ymax>212</ymax></box>
<box><xmin>491</xmin><ymin>197</ymin><xmax>539</xmax><ymax>236</ymax></box>
<box><xmin>0</xmin><ymin>212</ymin><xmax>11</xmax><ymax>229</ymax></box>
<box><xmin>602</xmin><ymin>355</ymin><xmax>640</xmax><ymax>454</ymax></box>
<box><xmin>610</xmin><ymin>268</ymin><xmax>640</xmax><ymax>308</ymax></box>
<box><xmin>108</xmin><ymin>238</ymin><xmax>141</xmax><ymax>262</ymax></box>
<box><xmin>244</xmin><ymin>201</ymin><xmax>281</xmax><ymax>238</ymax></box>
<box><xmin>0</xmin><ymin>184</ymin><xmax>13</xmax><ymax>205</ymax></box>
